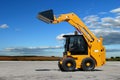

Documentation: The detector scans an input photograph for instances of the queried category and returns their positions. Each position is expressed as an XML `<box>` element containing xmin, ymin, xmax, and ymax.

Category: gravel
<box><xmin>0</xmin><ymin>61</ymin><xmax>120</xmax><ymax>80</ymax></box>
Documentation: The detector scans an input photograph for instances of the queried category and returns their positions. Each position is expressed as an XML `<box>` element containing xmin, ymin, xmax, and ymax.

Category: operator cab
<box><xmin>63</xmin><ymin>34</ymin><xmax>88</xmax><ymax>55</ymax></box>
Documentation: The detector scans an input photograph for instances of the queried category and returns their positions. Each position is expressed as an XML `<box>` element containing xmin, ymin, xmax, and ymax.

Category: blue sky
<box><xmin>0</xmin><ymin>0</ymin><xmax>120</xmax><ymax>57</ymax></box>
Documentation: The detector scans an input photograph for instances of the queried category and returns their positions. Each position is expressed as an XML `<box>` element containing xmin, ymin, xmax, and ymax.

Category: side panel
<box><xmin>90</xmin><ymin>40</ymin><xmax>106</xmax><ymax>67</ymax></box>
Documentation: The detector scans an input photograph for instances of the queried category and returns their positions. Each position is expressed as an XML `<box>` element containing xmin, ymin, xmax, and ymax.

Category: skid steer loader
<box><xmin>37</xmin><ymin>9</ymin><xmax>106</xmax><ymax>71</ymax></box>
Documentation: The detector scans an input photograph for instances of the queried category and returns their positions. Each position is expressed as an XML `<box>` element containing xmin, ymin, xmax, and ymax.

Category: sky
<box><xmin>0</xmin><ymin>0</ymin><xmax>120</xmax><ymax>57</ymax></box>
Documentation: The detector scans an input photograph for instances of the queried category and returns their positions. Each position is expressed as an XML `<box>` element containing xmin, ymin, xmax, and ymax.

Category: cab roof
<box><xmin>63</xmin><ymin>34</ymin><xmax>83</xmax><ymax>37</ymax></box>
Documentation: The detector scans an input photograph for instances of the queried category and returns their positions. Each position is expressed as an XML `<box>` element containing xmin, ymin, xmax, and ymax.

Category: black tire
<box><xmin>81</xmin><ymin>58</ymin><xmax>95</xmax><ymax>71</ymax></box>
<box><xmin>62</xmin><ymin>58</ymin><xmax>76</xmax><ymax>71</ymax></box>
<box><xmin>58</xmin><ymin>61</ymin><xmax>64</xmax><ymax>71</ymax></box>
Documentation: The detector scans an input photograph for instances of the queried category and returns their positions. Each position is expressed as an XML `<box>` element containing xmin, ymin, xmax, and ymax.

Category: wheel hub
<box><xmin>86</xmin><ymin>62</ymin><xmax>90</xmax><ymax>66</ymax></box>
<box><xmin>67</xmin><ymin>63</ymin><xmax>72</xmax><ymax>67</ymax></box>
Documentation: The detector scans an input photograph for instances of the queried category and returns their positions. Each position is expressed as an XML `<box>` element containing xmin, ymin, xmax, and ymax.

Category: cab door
<box><xmin>69</xmin><ymin>36</ymin><xmax>88</xmax><ymax>55</ymax></box>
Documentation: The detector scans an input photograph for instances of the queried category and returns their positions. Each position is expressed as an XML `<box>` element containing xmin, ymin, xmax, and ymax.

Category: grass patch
<box><xmin>0</xmin><ymin>56</ymin><xmax>62</xmax><ymax>61</ymax></box>
<box><xmin>106</xmin><ymin>56</ymin><xmax>120</xmax><ymax>61</ymax></box>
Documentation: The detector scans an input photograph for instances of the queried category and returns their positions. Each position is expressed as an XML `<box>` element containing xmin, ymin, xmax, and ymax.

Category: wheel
<box><xmin>58</xmin><ymin>61</ymin><xmax>64</xmax><ymax>71</ymax></box>
<box><xmin>61</xmin><ymin>58</ymin><xmax>76</xmax><ymax>71</ymax></box>
<box><xmin>81</xmin><ymin>58</ymin><xmax>95</xmax><ymax>71</ymax></box>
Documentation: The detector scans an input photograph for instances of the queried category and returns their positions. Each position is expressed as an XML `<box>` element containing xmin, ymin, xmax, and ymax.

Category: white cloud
<box><xmin>5</xmin><ymin>46</ymin><xmax>62</xmax><ymax>52</ymax></box>
<box><xmin>56</xmin><ymin>33</ymin><xmax>74</xmax><ymax>40</ymax></box>
<box><xmin>110</xmin><ymin>7</ymin><xmax>120</xmax><ymax>15</ymax></box>
<box><xmin>92</xmin><ymin>29</ymin><xmax>120</xmax><ymax>45</ymax></box>
<box><xmin>83</xmin><ymin>15</ymin><xmax>102</xmax><ymax>28</ymax></box>
<box><xmin>0</xmin><ymin>24</ymin><xmax>9</xmax><ymax>29</ymax></box>
<box><xmin>56</xmin><ymin>34</ymin><xmax>65</xmax><ymax>40</ymax></box>
<box><xmin>92</xmin><ymin>28</ymin><xmax>120</xmax><ymax>36</ymax></box>
<box><xmin>0</xmin><ymin>46</ymin><xmax>63</xmax><ymax>56</ymax></box>
<box><xmin>99</xmin><ymin>12</ymin><xmax>107</xmax><ymax>14</ymax></box>
<box><xmin>83</xmin><ymin>8</ymin><xmax>120</xmax><ymax>28</ymax></box>
<box><xmin>83</xmin><ymin>15</ymin><xmax>120</xmax><ymax>28</ymax></box>
<box><xmin>101</xmin><ymin>16</ymin><xmax>120</xmax><ymax>27</ymax></box>
<box><xmin>101</xmin><ymin>17</ymin><xmax>113</xmax><ymax>23</ymax></box>
<box><xmin>83</xmin><ymin>15</ymin><xmax>99</xmax><ymax>24</ymax></box>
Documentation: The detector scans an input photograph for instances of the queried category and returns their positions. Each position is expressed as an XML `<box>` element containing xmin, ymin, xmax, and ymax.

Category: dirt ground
<box><xmin>0</xmin><ymin>61</ymin><xmax>120</xmax><ymax>80</ymax></box>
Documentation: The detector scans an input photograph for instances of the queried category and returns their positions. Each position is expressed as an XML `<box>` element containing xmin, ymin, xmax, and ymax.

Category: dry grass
<box><xmin>1</xmin><ymin>56</ymin><xmax>119</xmax><ymax>61</ymax></box>
<box><xmin>0</xmin><ymin>56</ymin><xmax>62</xmax><ymax>61</ymax></box>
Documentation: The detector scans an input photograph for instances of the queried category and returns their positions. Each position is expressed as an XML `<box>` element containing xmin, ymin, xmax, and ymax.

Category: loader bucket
<box><xmin>37</xmin><ymin>9</ymin><xmax>54</xmax><ymax>23</ymax></box>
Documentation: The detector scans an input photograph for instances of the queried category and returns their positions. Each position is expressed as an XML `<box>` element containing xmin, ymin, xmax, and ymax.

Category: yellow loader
<box><xmin>37</xmin><ymin>9</ymin><xmax>106</xmax><ymax>71</ymax></box>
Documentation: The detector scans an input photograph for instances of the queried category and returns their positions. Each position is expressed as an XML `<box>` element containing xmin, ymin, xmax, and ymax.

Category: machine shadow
<box><xmin>75</xmin><ymin>69</ymin><xmax>103</xmax><ymax>72</ymax></box>
<box><xmin>35</xmin><ymin>69</ymin><xmax>59</xmax><ymax>71</ymax></box>
<box><xmin>35</xmin><ymin>68</ymin><xmax>103</xmax><ymax>72</ymax></box>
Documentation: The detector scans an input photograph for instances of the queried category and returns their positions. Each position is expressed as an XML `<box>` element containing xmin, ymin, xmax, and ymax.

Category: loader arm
<box><xmin>38</xmin><ymin>10</ymin><xmax>102</xmax><ymax>47</ymax></box>
<box><xmin>52</xmin><ymin>13</ymin><xmax>98</xmax><ymax>47</ymax></box>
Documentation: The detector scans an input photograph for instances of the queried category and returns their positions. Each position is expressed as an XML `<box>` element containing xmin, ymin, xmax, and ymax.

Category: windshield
<box><xmin>64</xmin><ymin>36</ymin><xmax>88</xmax><ymax>55</ymax></box>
